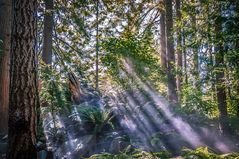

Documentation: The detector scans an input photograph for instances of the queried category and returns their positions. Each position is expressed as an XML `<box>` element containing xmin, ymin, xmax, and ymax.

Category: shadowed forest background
<box><xmin>0</xmin><ymin>0</ymin><xmax>239</xmax><ymax>159</ymax></box>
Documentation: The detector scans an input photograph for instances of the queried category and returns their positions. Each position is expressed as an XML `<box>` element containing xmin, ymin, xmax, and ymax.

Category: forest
<box><xmin>0</xmin><ymin>0</ymin><xmax>239</xmax><ymax>159</ymax></box>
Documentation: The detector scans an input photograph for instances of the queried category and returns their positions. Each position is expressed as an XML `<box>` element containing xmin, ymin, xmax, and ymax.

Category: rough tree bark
<box><xmin>7</xmin><ymin>0</ymin><xmax>38</xmax><ymax>158</ymax></box>
<box><xmin>165</xmin><ymin>0</ymin><xmax>178</xmax><ymax>103</ymax></box>
<box><xmin>0</xmin><ymin>0</ymin><xmax>11</xmax><ymax>135</ymax></box>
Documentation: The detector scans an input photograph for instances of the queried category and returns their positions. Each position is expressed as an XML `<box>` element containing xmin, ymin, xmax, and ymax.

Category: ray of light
<box><xmin>121</xmin><ymin>59</ymin><xmax>232</xmax><ymax>152</ymax></box>
<box><xmin>123</xmin><ymin>60</ymin><xmax>204</xmax><ymax>148</ymax></box>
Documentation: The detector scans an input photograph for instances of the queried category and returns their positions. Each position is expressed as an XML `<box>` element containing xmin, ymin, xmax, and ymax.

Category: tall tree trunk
<box><xmin>95</xmin><ymin>0</ymin><xmax>99</xmax><ymax>90</ymax></box>
<box><xmin>214</xmin><ymin>4</ymin><xmax>230</xmax><ymax>135</ymax></box>
<box><xmin>0</xmin><ymin>0</ymin><xmax>11</xmax><ymax>135</ymax></box>
<box><xmin>42</xmin><ymin>0</ymin><xmax>53</xmax><ymax>64</ymax></box>
<box><xmin>176</xmin><ymin>0</ymin><xmax>182</xmax><ymax>100</ymax></box>
<box><xmin>191</xmin><ymin>0</ymin><xmax>199</xmax><ymax>88</ymax></box>
<box><xmin>7</xmin><ymin>0</ymin><xmax>38</xmax><ymax>158</ymax></box>
<box><xmin>41</xmin><ymin>0</ymin><xmax>54</xmax><ymax>134</ymax></box>
<box><xmin>165</xmin><ymin>0</ymin><xmax>178</xmax><ymax>103</ymax></box>
<box><xmin>160</xmin><ymin>7</ymin><xmax>167</xmax><ymax>69</ymax></box>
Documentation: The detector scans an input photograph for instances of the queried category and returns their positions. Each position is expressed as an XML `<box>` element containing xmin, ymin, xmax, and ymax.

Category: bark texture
<box><xmin>7</xmin><ymin>0</ymin><xmax>38</xmax><ymax>158</ymax></box>
<box><xmin>0</xmin><ymin>0</ymin><xmax>11</xmax><ymax>135</ymax></box>
<box><xmin>165</xmin><ymin>0</ymin><xmax>178</xmax><ymax>103</ymax></box>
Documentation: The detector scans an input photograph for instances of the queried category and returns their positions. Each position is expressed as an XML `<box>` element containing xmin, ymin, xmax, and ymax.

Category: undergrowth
<box><xmin>86</xmin><ymin>146</ymin><xmax>239</xmax><ymax>159</ymax></box>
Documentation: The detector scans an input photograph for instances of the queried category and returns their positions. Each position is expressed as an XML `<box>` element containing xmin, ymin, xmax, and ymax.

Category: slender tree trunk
<box><xmin>176</xmin><ymin>0</ymin><xmax>182</xmax><ymax>100</ymax></box>
<box><xmin>0</xmin><ymin>0</ymin><xmax>11</xmax><ymax>135</ymax></box>
<box><xmin>165</xmin><ymin>0</ymin><xmax>178</xmax><ymax>103</ymax></box>
<box><xmin>95</xmin><ymin>0</ymin><xmax>99</xmax><ymax>90</ymax></box>
<box><xmin>214</xmin><ymin>4</ymin><xmax>230</xmax><ymax>135</ymax></box>
<box><xmin>7</xmin><ymin>0</ymin><xmax>38</xmax><ymax>158</ymax></box>
<box><xmin>191</xmin><ymin>1</ymin><xmax>199</xmax><ymax>88</ymax></box>
<box><xmin>42</xmin><ymin>0</ymin><xmax>53</xmax><ymax>64</ymax></box>
<box><xmin>182</xmin><ymin>29</ymin><xmax>188</xmax><ymax>85</ymax></box>
<box><xmin>160</xmin><ymin>7</ymin><xmax>167</xmax><ymax>69</ymax></box>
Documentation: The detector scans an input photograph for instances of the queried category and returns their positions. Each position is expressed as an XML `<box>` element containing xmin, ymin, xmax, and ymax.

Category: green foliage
<box><xmin>101</xmin><ymin>32</ymin><xmax>165</xmax><ymax>90</ymax></box>
<box><xmin>180</xmin><ymin>85</ymin><xmax>216</xmax><ymax>116</ymax></box>
<box><xmin>46</xmin><ymin>127</ymin><xmax>66</xmax><ymax>145</ymax></box>
<box><xmin>182</xmin><ymin>147</ymin><xmax>239</xmax><ymax>159</ymax></box>
<box><xmin>77</xmin><ymin>105</ymin><xmax>114</xmax><ymax>134</ymax></box>
<box><xmin>87</xmin><ymin>152</ymin><xmax>133</xmax><ymax>159</ymax></box>
<box><xmin>178</xmin><ymin>0</ymin><xmax>239</xmax><ymax>120</ymax></box>
<box><xmin>87</xmin><ymin>146</ymin><xmax>239</xmax><ymax>159</ymax></box>
<box><xmin>39</xmin><ymin>61</ymin><xmax>71</xmax><ymax>113</ymax></box>
<box><xmin>132</xmin><ymin>150</ymin><xmax>171</xmax><ymax>159</ymax></box>
<box><xmin>86</xmin><ymin>146</ymin><xmax>171</xmax><ymax>159</ymax></box>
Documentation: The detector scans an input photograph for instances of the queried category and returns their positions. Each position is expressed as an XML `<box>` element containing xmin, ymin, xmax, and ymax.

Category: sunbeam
<box><xmin>121</xmin><ymin>59</ymin><xmax>233</xmax><ymax>153</ymax></box>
